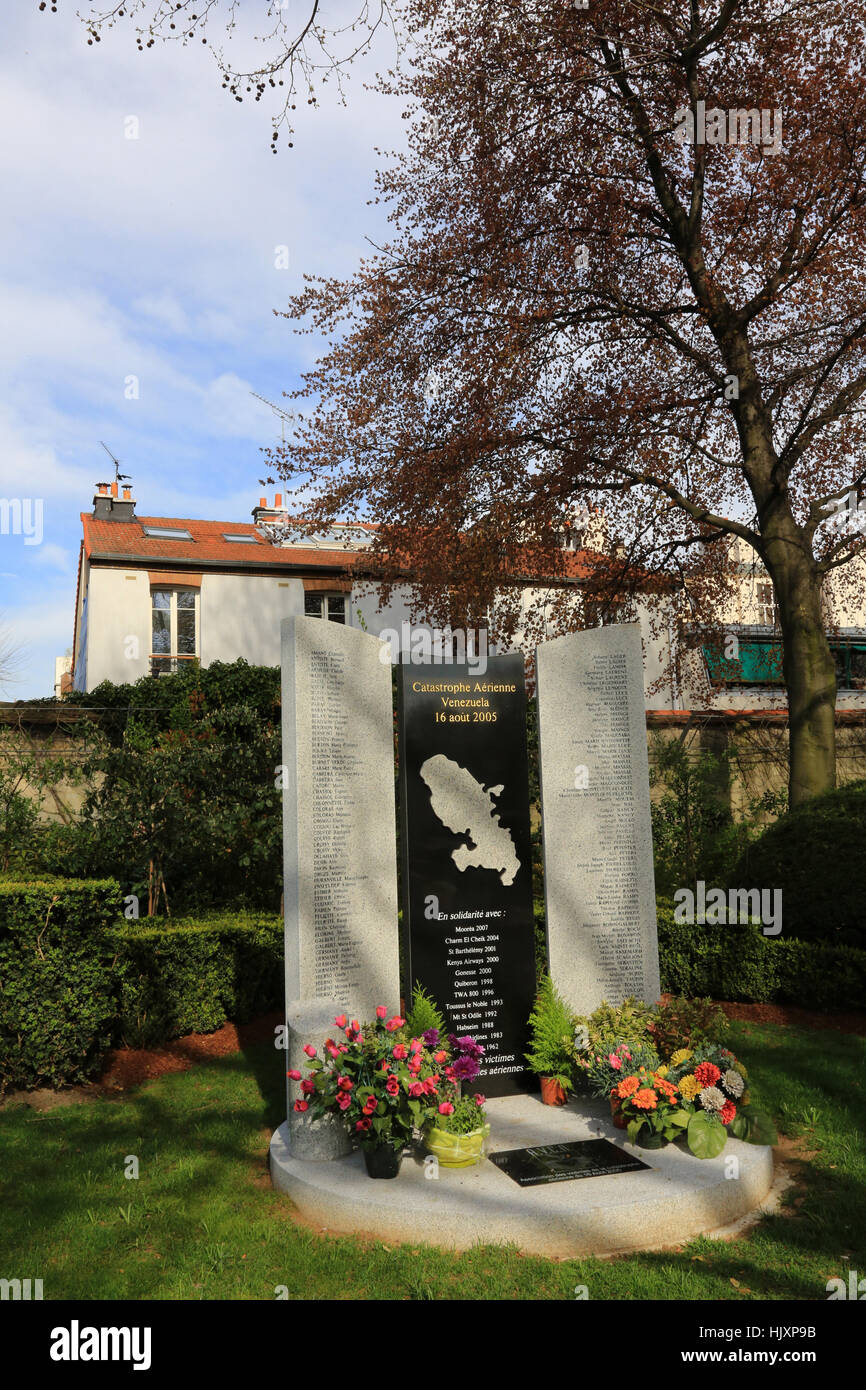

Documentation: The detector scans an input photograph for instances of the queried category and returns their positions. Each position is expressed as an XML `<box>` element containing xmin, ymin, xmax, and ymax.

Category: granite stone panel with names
<box><xmin>281</xmin><ymin>616</ymin><xmax>400</xmax><ymax>1021</ymax></box>
<box><xmin>536</xmin><ymin>623</ymin><xmax>660</xmax><ymax>1015</ymax></box>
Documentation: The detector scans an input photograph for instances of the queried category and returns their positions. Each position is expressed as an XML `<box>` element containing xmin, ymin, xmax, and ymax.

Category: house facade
<box><xmin>69</xmin><ymin>482</ymin><xmax>866</xmax><ymax>714</ymax></box>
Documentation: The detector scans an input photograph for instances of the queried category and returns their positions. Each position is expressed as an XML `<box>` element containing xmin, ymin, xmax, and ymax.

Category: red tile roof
<box><xmin>81</xmin><ymin>514</ymin><xmax>364</xmax><ymax>571</ymax></box>
<box><xmin>80</xmin><ymin>511</ymin><xmax>609</xmax><ymax>582</ymax></box>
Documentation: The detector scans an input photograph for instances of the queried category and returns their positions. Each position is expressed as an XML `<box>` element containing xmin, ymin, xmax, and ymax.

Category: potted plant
<box><xmin>525</xmin><ymin>975</ymin><xmax>577</xmax><ymax>1104</ymax></box>
<box><xmin>611</xmin><ymin>1066</ymin><xmax>689</xmax><ymax>1149</ymax></box>
<box><xmin>421</xmin><ymin>1031</ymin><xmax>489</xmax><ymax>1167</ymax></box>
<box><xmin>291</xmin><ymin>1007</ymin><xmax>443</xmax><ymax>1178</ymax></box>
<box><xmin>577</xmin><ymin>1041</ymin><xmax>662</xmax><ymax>1127</ymax></box>
<box><xmin>424</xmin><ymin>1092</ymin><xmax>490</xmax><ymax>1167</ymax></box>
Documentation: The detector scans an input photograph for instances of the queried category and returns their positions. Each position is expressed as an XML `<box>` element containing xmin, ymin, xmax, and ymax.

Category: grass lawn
<box><xmin>1</xmin><ymin>1019</ymin><xmax>863</xmax><ymax>1301</ymax></box>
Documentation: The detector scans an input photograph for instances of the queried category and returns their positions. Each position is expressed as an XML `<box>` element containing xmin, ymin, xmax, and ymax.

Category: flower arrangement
<box><xmin>611</xmin><ymin>1043</ymin><xmax>777</xmax><ymax>1158</ymax></box>
<box><xmin>290</xmin><ymin>1007</ymin><xmax>442</xmax><ymax>1154</ymax></box>
<box><xmin>422</xmin><ymin>1029</ymin><xmax>488</xmax><ymax>1130</ymax></box>
<box><xmin>291</xmin><ymin>1011</ymin><xmax>489</xmax><ymax>1163</ymax></box>
<box><xmin>666</xmin><ymin>1045</ymin><xmax>777</xmax><ymax>1149</ymax></box>
<box><xmin>611</xmin><ymin>1066</ymin><xmax>689</xmax><ymax>1148</ymax></box>
<box><xmin>421</xmin><ymin>1031</ymin><xmax>488</xmax><ymax>1168</ymax></box>
<box><xmin>578</xmin><ymin>1040</ymin><xmax>662</xmax><ymax>1099</ymax></box>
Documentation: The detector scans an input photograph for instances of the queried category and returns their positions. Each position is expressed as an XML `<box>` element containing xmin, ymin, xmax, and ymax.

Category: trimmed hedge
<box><xmin>0</xmin><ymin>876</ymin><xmax>283</xmax><ymax>1089</ymax></box>
<box><xmin>5</xmin><ymin>873</ymin><xmax>862</xmax><ymax>1090</ymax></box>
<box><xmin>0</xmin><ymin>878</ymin><xmax>123</xmax><ymax>1091</ymax></box>
<box><xmin>116</xmin><ymin>913</ymin><xmax>282</xmax><ymax>1048</ymax></box>
<box><xmin>728</xmin><ymin>779</ymin><xmax>866</xmax><ymax>950</ymax></box>
<box><xmin>657</xmin><ymin>900</ymin><xmax>866</xmax><ymax>1012</ymax></box>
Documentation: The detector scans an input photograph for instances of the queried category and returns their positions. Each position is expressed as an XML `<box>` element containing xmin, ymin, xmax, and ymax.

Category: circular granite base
<box><xmin>269</xmin><ymin>1095</ymin><xmax>775</xmax><ymax>1258</ymax></box>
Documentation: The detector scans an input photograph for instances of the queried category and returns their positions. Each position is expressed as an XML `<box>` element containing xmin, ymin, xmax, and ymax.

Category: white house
<box><xmin>68</xmin><ymin>482</ymin><xmax>866</xmax><ymax>713</ymax></box>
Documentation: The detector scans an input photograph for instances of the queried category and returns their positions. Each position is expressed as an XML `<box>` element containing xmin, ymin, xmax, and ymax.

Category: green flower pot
<box><xmin>635</xmin><ymin>1129</ymin><xmax>668</xmax><ymax>1150</ymax></box>
<box><xmin>424</xmin><ymin>1124</ymin><xmax>490</xmax><ymax>1169</ymax></box>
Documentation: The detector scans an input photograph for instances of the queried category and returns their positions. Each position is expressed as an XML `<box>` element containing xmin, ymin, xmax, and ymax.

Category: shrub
<box><xmin>38</xmin><ymin>661</ymin><xmax>284</xmax><ymax>917</ymax></box>
<box><xmin>649</xmin><ymin>733</ymin><xmax>748</xmax><ymax>896</ymax></box>
<box><xmin>404</xmin><ymin>982</ymin><xmax>445</xmax><ymax>1041</ymax></box>
<box><xmin>648</xmin><ymin>995</ymin><xmax>730</xmax><ymax>1059</ymax></box>
<box><xmin>0</xmin><ymin>877</ymin><xmax>122</xmax><ymax>1091</ymax></box>
<box><xmin>525</xmin><ymin>975</ymin><xmax>579</xmax><ymax>1089</ymax></box>
<box><xmin>114</xmin><ymin>912</ymin><xmax>282</xmax><ymax>1048</ymax></box>
<box><xmin>574</xmin><ymin>996</ymin><xmax>657</xmax><ymax>1056</ymax></box>
<box><xmin>728</xmin><ymin>778</ymin><xmax>866</xmax><ymax>950</ymax></box>
<box><xmin>0</xmin><ymin>882</ymin><xmax>283</xmax><ymax>1088</ymax></box>
<box><xmin>657</xmin><ymin>897</ymin><xmax>866</xmax><ymax>1011</ymax></box>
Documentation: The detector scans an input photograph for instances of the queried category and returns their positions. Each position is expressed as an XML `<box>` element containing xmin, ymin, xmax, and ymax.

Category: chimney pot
<box><xmin>275</xmin><ymin>492</ymin><xmax>282</xmax><ymax>508</ymax></box>
<box><xmin>259</xmin><ymin>496</ymin><xmax>267</xmax><ymax>507</ymax></box>
<box><xmin>110</xmin><ymin>481</ymin><xmax>118</xmax><ymax>498</ymax></box>
<box><xmin>122</xmin><ymin>486</ymin><xmax>131</xmax><ymax>500</ymax></box>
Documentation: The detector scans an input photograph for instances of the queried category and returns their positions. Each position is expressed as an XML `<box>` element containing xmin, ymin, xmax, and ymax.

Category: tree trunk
<box><xmin>766</xmin><ymin>545</ymin><xmax>837</xmax><ymax>808</ymax></box>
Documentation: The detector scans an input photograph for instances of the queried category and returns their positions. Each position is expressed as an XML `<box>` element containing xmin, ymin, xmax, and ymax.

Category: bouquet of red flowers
<box><xmin>290</xmin><ymin>1008</ymin><xmax>478</xmax><ymax>1153</ymax></box>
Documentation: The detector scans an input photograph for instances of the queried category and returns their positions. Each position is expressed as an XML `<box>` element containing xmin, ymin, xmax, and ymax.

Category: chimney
<box><xmin>93</xmin><ymin>481</ymin><xmax>137</xmax><ymax>523</ymax></box>
<box><xmin>252</xmin><ymin>492</ymin><xmax>288</xmax><ymax>524</ymax></box>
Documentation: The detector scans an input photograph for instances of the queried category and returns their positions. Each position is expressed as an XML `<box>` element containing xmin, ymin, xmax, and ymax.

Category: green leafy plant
<box><xmin>573</xmin><ymin>996</ymin><xmax>656</xmax><ymax>1059</ymax></box>
<box><xmin>525</xmin><ymin>975</ymin><xmax>578</xmax><ymax>1090</ymax></box>
<box><xmin>648</xmin><ymin>995</ymin><xmax>730</xmax><ymax>1060</ymax></box>
<box><xmin>404</xmin><ymin>982</ymin><xmax>445</xmax><ymax>1042</ymax></box>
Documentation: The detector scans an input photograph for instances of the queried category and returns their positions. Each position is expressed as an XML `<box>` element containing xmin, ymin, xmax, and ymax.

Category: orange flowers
<box><xmin>616</xmin><ymin>1075</ymin><xmax>641</xmax><ymax>1099</ymax></box>
<box><xmin>632</xmin><ymin>1088</ymin><xmax>658</xmax><ymax>1110</ymax></box>
<box><xmin>654</xmin><ymin>1075</ymin><xmax>679</xmax><ymax>1103</ymax></box>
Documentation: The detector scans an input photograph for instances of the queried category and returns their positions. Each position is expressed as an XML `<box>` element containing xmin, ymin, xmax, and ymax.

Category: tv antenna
<box><xmin>250</xmin><ymin>391</ymin><xmax>295</xmax><ymax>445</ymax></box>
<box><xmin>99</xmin><ymin>441</ymin><xmax>132</xmax><ymax>487</ymax></box>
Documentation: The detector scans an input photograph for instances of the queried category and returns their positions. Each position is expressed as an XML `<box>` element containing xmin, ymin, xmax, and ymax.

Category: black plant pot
<box><xmin>362</xmin><ymin>1145</ymin><xmax>403</xmax><ymax>1179</ymax></box>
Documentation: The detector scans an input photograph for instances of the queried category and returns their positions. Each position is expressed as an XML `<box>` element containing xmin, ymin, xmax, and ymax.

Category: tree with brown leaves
<box><xmin>269</xmin><ymin>0</ymin><xmax>866</xmax><ymax>808</ymax></box>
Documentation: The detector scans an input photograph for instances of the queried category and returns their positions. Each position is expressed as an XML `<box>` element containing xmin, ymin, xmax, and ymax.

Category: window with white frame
<box><xmin>151</xmin><ymin>588</ymin><xmax>199</xmax><ymax>674</ymax></box>
<box><xmin>304</xmin><ymin>592</ymin><xmax>346</xmax><ymax>623</ymax></box>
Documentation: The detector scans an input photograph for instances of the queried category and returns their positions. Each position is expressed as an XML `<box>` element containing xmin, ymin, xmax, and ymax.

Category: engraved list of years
<box><xmin>308</xmin><ymin>648</ymin><xmax>365</xmax><ymax>1001</ymax></box>
<box><xmin>537</xmin><ymin>624</ymin><xmax>660</xmax><ymax>1016</ymax></box>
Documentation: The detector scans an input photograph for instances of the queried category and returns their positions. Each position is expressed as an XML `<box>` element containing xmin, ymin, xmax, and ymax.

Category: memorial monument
<box><xmin>270</xmin><ymin>617</ymin><xmax>771</xmax><ymax>1255</ymax></box>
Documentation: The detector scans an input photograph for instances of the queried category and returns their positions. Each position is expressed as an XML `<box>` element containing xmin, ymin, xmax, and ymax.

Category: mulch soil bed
<box><xmin>99</xmin><ymin>1000</ymin><xmax>866</xmax><ymax>1094</ymax></box>
<box><xmin>4</xmin><ymin>1002</ymin><xmax>863</xmax><ymax>1109</ymax></box>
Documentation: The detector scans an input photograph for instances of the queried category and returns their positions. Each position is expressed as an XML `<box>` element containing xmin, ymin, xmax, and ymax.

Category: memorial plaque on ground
<box><xmin>281</xmin><ymin>616</ymin><xmax>401</xmax><ymax>1020</ymax></box>
<box><xmin>398</xmin><ymin>655</ymin><xmax>536</xmax><ymax>1096</ymax></box>
<box><xmin>536</xmin><ymin>623</ymin><xmax>661</xmax><ymax>1016</ymax></box>
<box><xmin>489</xmin><ymin>1139</ymin><xmax>651</xmax><ymax>1187</ymax></box>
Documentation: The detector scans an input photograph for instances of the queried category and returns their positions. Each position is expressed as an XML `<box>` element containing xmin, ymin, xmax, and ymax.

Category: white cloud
<box><xmin>30</xmin><ymin>542</ymin><xmax>73</xmax><ymax>572</ymax></box>
<box><xmin>0</xmin><ymin>0</ymin><xmax>410</xmax><ymax>697</ymax></box>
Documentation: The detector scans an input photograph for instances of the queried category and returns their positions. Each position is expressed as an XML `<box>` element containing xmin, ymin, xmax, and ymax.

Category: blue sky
<box><xmin>0</xmin><ymin>3</ymin><xmax>404</xmax><ymax>697</ymax></box>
